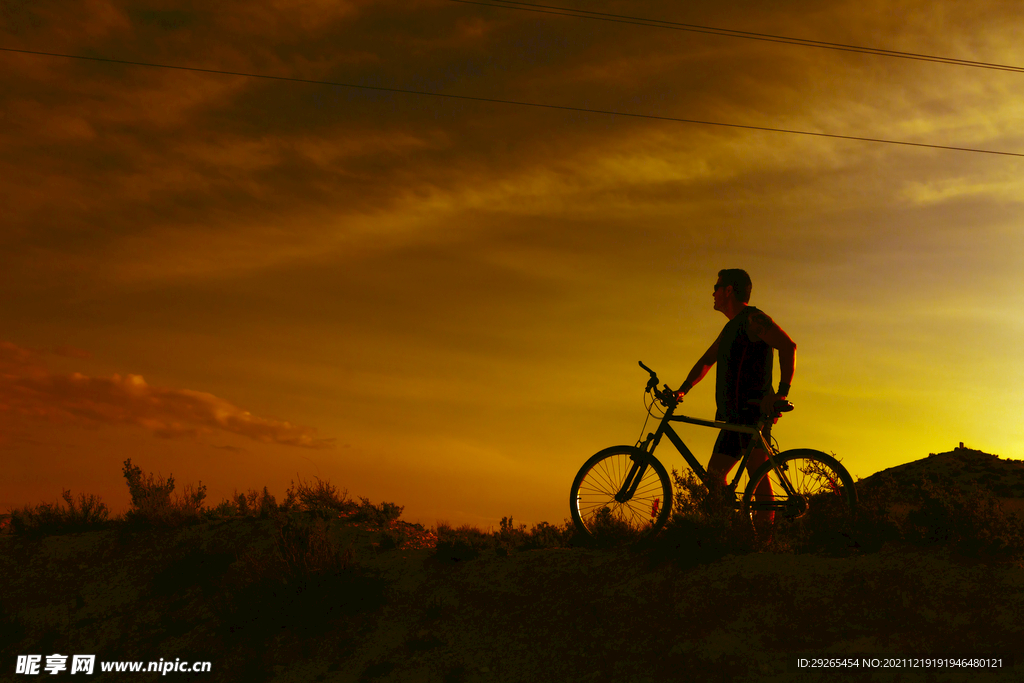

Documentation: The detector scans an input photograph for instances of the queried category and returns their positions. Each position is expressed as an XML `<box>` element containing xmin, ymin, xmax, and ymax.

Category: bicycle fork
<box><xmin>614</xmin><ymin>433</ymin><xmax>657</xmax><ymax>504</ymax></box>
<box><xmin>615</xmin><ymin>452</ymin><xmax>648</xmax><ymax>504</ymax></box>
<box><xmin>614</xmin><ymin>454</ymin><xmax>662</xmax><ymax>520</ymax></box>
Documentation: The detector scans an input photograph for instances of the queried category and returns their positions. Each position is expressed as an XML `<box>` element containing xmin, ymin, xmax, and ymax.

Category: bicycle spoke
<box><xmin>741</xmin><ymin>450</ymin><xmax>856</xmax><ymax>534</ymax></box>
<box><xmin>571</xmin><ymin>447</ymin><xmax>672</xmax><ymax>538</ymax></box>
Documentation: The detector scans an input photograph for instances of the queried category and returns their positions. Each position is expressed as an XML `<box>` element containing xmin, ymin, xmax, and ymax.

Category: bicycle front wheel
<box><xmin>741</xmin><ymin>448</ymin><xmax>857</xmax><ymax>528</ymax></box>
<box><xmin>570</xmin><ymin>446</ymin><xmax>672</xmax><ymax>540</ymax></box>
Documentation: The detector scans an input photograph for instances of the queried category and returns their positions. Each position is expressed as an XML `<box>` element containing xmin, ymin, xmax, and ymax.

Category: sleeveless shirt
<box><xmin>715</xmin><ymin>306</ymin><xmax>773</xmax><ymax>423</ymax></box>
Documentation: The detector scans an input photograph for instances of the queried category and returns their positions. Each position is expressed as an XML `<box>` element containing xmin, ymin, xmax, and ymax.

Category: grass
<box><xmin>6</xmin><ymin>452</ymin><xmax>1024</xmax><ymax>567</ymax></box>
<box><xmin>4</xmin><ymin>450</ymin><xmax>1023</xmax><ymax>682</ymax></box>
<box><xmin>8</xmin><ymin>489</ymin><xmax>109</xmax><ymax>537</ymax></box>
<box><xmin>2</xmin><ymin>460</ymin><xmax>405</xmax><ymax>650</ymax></box>
<box><xmin>4</xmin><ymin>461</ymin><xmax>407</xmax><ymax>539</ymax></box>
<box><xmin>434</xmin><ymin>516</ymin><xmax>579</xmax><ymax>562</ymax></box>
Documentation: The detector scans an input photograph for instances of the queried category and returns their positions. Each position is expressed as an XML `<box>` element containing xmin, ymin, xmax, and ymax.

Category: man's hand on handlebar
<box><xmin>652</xmin><ymin>385</ymin><xmax>681</xmax><ymax>407</ymax></box>
<box><xmin>759</xmin><ymin>391</ymin><xmax>782</xmax><ymax>417</ymax></box>
<box><xmin>750</xmin><ymin>394</ymin><xmax>794</xmax><ymax>421</ymax></box>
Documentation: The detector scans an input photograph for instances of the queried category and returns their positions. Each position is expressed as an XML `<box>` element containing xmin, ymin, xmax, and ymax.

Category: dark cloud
<box><xmin>3</xmin><ymin>0</ymin><xmax>1018</xmax><ymax>297</ymax></box>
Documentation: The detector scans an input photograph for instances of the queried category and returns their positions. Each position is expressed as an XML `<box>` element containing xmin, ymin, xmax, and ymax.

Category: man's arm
<box><xmin>678</xmin><ymin>332</ymin><xmax>722</xmax><ymax>395</ymax></box>
<box><xmin>747</xmin><ymin>310</ymin><xmax>796</xmax><ymax>406</ymax></box>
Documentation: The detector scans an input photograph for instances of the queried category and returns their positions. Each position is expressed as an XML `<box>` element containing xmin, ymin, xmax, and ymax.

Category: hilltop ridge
<box><xmin>859</xmin><ymin>443</ymin><xmax>1024</xmax><ymax>500</ymax></box>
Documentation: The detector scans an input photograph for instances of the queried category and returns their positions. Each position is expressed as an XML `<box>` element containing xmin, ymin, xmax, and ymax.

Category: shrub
<box><xmin>497</xmin><ymin>516</ymin><xmax>528</xmax><ymax>550</ymax></box>
<box><xmin>351</xmin><ymin>497</ymin><xmax>403</xmax><ymax>525</ymax></box>
<box><xmin>519</xmin><ymin>520</ymin><xmax>576</xmax><ymax>550</ymax></box>
<box><xmin>9</xmin><ymin>489</ymin><xmax>109</xmax><ymax>537</ymax></box>
<box><xmin>121</xmin><ymin>458</ymin><xmax>206</xmax><ymax>528</ymax></box>
<box><xmin>587</xmin><ymin>506</ymin><xmax>651</xmax><ymax>547</ymax></box>
<box><xmin>204</xmin><ymin>487</ymin><xmax>280</xmax><ymax>521</ymax></box>
<box><xmin>644</xmin><ymin>469</ymin><xmax>759</xmax><ymax>566</ymax></box>
<box><xmin>433</xmin><ymin>516</ymin><xmax>576</xmax><ymax>560</ymax></box>
<box><xmin>207</xmin><ymin>499</ymin><xmax>241</xmax><ymax>519</ymax></box>
<box><xmin>282</xmin><ymin>477</ymin><xmax>354</xmax><ymax>517</ymax></box>
<box><xmin>434</xmin><ymin>522</ymin><xmax>494</xmax><ymax>562</ymax></box>
<box><xmin>230</xmin><ymin>487</ymin><xmax>279</xmax><ymax>519</ymax></box>
<box><xmin>122</xmin><ymin>458</ymin><xmax>175</xmax><ymax>510</ymax></box>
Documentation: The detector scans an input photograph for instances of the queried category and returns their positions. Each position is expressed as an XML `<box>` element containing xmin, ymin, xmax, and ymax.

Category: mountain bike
<box><xmin>569</xmin><ymin>361</ymin><xmax>857</xmax><ymax>539</ymax></box>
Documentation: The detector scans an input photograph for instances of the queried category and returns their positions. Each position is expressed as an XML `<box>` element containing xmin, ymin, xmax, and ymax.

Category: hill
<box><xmin>860</xmin><ymin>443</ymin><xmax>1024</xmax><ymax>500</ymax></box>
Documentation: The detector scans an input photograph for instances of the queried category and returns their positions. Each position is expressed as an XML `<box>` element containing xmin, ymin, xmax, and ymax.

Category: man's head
<box><xmin>714</xmin><ymin>269</ymin><xmax>752</xmax><ymax>308</ymax></box>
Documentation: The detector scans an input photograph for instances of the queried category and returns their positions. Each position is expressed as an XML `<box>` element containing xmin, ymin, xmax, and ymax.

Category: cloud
<box><xmin>901</xmin><ymin>174</ymin><xmax>1024</xmax><ymax>206</ymax></box>
<box><xmin>0</xmin><ymin>341</ymin><xmax>333</xmax><ymax>448</ymax></box>
<box><xmin>3</xmin><ymin>0</ymin><xmax>1021</xmax><ymax>297</ymax></box>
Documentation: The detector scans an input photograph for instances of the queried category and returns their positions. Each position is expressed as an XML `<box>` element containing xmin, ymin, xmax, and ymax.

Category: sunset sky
<box><xmin>2</xmin><ymin>0</ymin><xmax>1022</xmax><ymax>529</ymax></box>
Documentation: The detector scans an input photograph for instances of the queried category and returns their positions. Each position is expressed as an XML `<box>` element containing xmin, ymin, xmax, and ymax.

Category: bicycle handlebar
<box><xmin>640</xmin><ymin>360</ymin><xmax>793</xmax><ymax>417</ymax></box>
<box><xmin>748</xmin><ymin>397</ymin><xmax>794</xmax><ymax>416</ymax></box>
<box><xmin>638</xmin><ymin>360</ymin><xmax>659</xmax><ymax>392</ymax></box>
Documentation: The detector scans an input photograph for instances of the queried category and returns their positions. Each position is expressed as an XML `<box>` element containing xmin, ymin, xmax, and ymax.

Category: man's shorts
<box><xmin>713</xmin><ymin>421</ymin><xmax>772</xmax><ymax>459</ymax></box>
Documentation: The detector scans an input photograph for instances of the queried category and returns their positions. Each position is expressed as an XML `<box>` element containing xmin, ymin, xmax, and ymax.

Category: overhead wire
<box><xmin>453</xmin><ymin>0</ymin><xmax>1024</xmax><ymax>74</ymax></box>
<box><xmin>1</xmin><ymin>47</ymin><xmax>1022</xmax><ymax>158</ymax></box>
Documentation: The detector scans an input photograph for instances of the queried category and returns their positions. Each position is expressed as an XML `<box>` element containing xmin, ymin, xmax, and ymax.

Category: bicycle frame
<box><xmin>618</xmin><ymin>399</ymin><xmax>800</xmax><ymax>506</ymax></box>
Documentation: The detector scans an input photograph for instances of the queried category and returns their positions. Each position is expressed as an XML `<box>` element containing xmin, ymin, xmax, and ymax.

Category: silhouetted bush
<box><xmin>434</xmin><ymin>522</ymin><xmax>493</xmax><ymax>562</ymax></box>
<box><xmin>281</xmin><ymin>477</ymin><xmax>355</xmax><ymax>518</ymax></box>
<box><xmin>519</xmin><ymin>520</ymin><xmax>577</xmax><ymax>550</ymax></box>
<box><xmin>493</xmin><ymin>517</ymin><xmax>577</xmax><ymax>551</ymax></box>
<box><xmin>584</xmin><ymin>506</ymin><xmax>649</xmax><ymax>548</ymax></box>
<box><xmin>206</xmin><ymin>487</ymin><xmax>279</xmax><ymax>520</ymax></box>
<box><xmin>351</xmin><ymin>497</ymin><xmax>403</xmax><ymax>525</ymax></box>
<box><xmin>433</xmin><ymin>517</ymin><xmax>577</xmax><ymax>561</ymax></box>
<box><xmin>645</xmin><ymin>469</ymin><xmax>758</xmax><ymax>567</ymax></box>
<box><xmin>9</xmin><ymin>489</ymin><xmax>109</xmax><ymax>537</ymax></box>
<box><xmin>121</xmin><ymin>458</ymin><xmax>206</xmax><ymax>528</ymax></box>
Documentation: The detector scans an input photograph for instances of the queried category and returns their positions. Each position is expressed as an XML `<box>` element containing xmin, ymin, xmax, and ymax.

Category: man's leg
<box><xmin>707</xmin><ymin>452</ymin><xmax>737</xmax><ymax>488</ymax></box>
<box><xmin>744</xmin><ymin>447</ymin><xmax>775</xmax><ymax>527</ymax></box>
<box><xmin>705</xmin><ymin>452</ymin><xmax>738</xmax><ymax>514</ymax></box>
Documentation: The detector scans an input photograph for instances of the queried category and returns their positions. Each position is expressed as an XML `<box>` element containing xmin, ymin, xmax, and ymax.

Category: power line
<box><xmin>2</xmin><ymin>46</ymin><xmax>1022</xmax><ymax>158</ymax></box>
<box><xmin>454</xmin><ymin>0</ymin><xmax>1024</xmax><ymax>74</ymax></box>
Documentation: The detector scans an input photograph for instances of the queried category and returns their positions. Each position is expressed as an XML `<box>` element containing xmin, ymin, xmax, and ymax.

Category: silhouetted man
<box><xmin>677</xmin><ymin>269</ymin><xmax>796</xmax><ymax>518</ymax></box>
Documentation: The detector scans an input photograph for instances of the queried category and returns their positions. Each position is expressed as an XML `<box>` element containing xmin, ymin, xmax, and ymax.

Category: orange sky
<box><xmin>2</xmin><ymin>0</ymin><xmax>1022</xmax><ymax>529</ymax></box>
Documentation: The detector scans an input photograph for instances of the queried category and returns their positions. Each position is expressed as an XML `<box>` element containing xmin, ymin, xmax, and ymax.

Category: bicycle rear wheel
<box><xmin>570</xmin><ymin>446</ymin><xmax>672</xmax><ymax>540</ymax></box>
<box><xmin>740</xmin><ymin>449</ymin><xmax>857</xmax><ymax>539</ymax></box>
